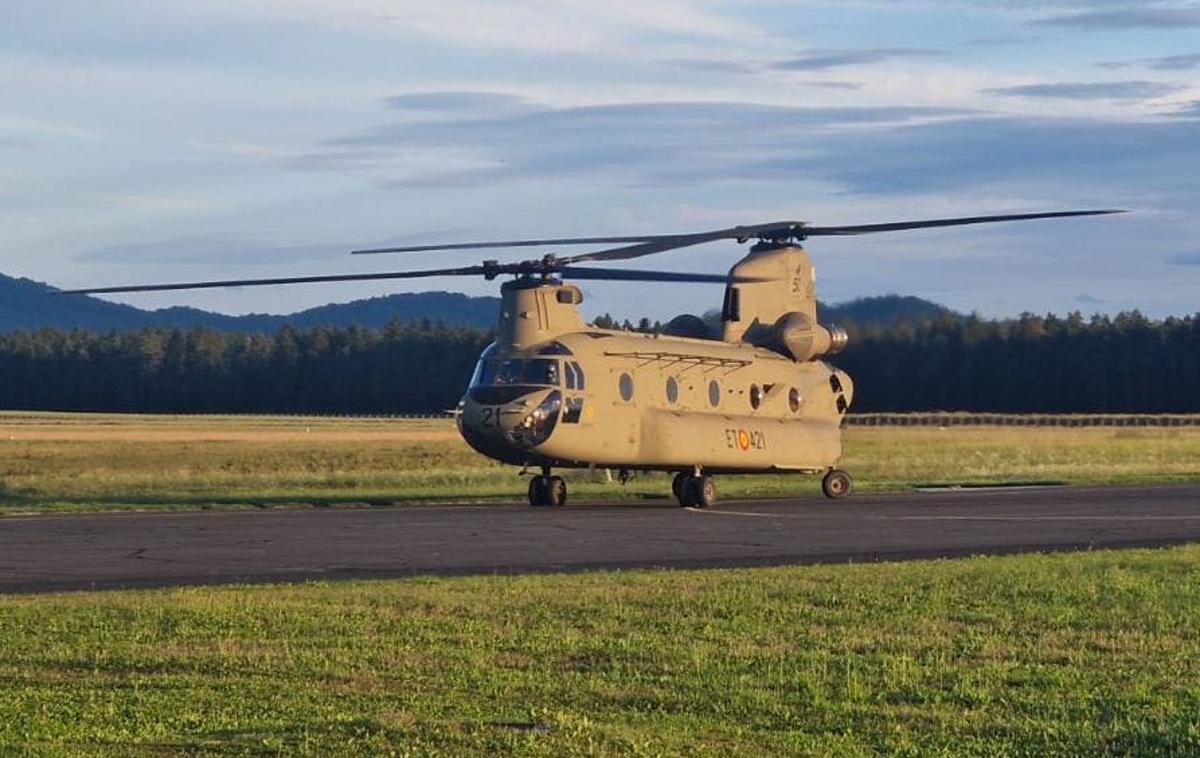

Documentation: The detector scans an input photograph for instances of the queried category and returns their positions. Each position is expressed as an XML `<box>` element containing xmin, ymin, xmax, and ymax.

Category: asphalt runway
<box><xmin>2</xmin><ymin>484</ymin><xmax>1199</xmax><ymax>594</ymax></box>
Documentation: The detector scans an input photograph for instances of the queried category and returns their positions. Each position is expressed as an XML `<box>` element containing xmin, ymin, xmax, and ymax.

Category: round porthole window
<box><xmin>666</xmin><ymin>376</ymin><xmax>678</xmax><ymax>405</ymax></box>
<box><xmin>749</xmin><ymin>384</ymin><xmax>763</xmax><ymax>409</ymax></box>
<box><xmin>619</xmin><ymin>373</ymin><xmax>634</xmax><ymax>402</ymax></box>
<box><xmin>708</xmin><ymin>380</ymin><xmax>721</xmax><ymax>407</ymax></box>
<box><xmin>789</xmin><ymin>387</ymin><xmax>802</xmax><ymax>412</ymax></box>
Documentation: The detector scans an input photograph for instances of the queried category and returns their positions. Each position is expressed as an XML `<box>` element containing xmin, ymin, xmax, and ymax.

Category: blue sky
<box><xmin>2</xmin><ymin>0</ymin><xmax>1198</xmax><ymax>320</ymax></box>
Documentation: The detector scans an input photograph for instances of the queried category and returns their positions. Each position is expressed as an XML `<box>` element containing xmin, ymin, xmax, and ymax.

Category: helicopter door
<box><xmin>562</xmin><ymin>361</ymin><xmax>587</xmax><ymax>424</ymax></box>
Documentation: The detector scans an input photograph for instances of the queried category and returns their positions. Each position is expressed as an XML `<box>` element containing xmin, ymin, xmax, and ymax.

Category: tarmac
<box><xmin>2</xmin><ymin>483</ymin><xmax>1198</xmax><ymax>593</ymax></box>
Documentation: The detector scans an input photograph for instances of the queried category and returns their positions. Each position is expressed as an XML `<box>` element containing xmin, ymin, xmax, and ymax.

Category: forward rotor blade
<box><xmin>799</xmin><ymin>209</ymin><xmax>1125</xmax><ymax>236</ymax></box>
<box><xmin>558</xmin><ymin>266</ymin><xmax>766</xmax><ymax>284</ymax></box>
<box><xmin>352</xmin><ymin>235</ymin><xmax>676</xmax><ymax>255</ymax></box>
<box><xmin>58</xmin><ymin>266</ymin><xmax>490</xmax><ymax>295</ymax></box>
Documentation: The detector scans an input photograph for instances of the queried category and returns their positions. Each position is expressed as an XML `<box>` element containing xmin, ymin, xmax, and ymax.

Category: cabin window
<box><xmin>789</xmin><ymin>387</ymin><xmax>802</xmax><ymax>413</ymax></box>
<box><xmin>665</xmin><ymin>377</ymin><xmax>679</xmax><ymax>405</ymax></box>
<box><xmin>619</xmin><ymin>373</ymin><xmax>634</xmax><ymax>402</ymax></box>
<box><xmin>572</xmin><ymin>362</ymin><xmax>585</xmax><ymax>390</ymax></box>
<box><xmin>829</xmin><ymin>373</ymin><xmax>843</xmax><ymax>393</ymax></box>
<box><xmin>708</xmin><ymin>380</ymin><xmax>721</xmax><ymax>408</ymax></box>
<box><xmin>749</xmin><ymin>384</ymin><xmax>763</xmax><ymax>410</ymax></box>
<box><xmin>722</xmin><ymin>287</ymin><xmax>741</xmax><ymax>322</ymax></box>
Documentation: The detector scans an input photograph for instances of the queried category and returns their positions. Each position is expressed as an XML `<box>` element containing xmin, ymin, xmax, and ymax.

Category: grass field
<box><xmin>3</xmin><ymin>413</ymin><xmax>1198</xmax><ymax>755</ymax></box>
<box><xmin>1</xmin><ymin>546</ymin><xmax>1197</xmax><ymax>755</ymax></box>
<box><xmin>2</xmin><ymin>412</ymin><xmax>1200</xmax><ymax>513</ymax></box>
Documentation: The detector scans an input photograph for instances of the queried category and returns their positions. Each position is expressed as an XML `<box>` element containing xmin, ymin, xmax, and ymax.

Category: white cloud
<box><xmin>161</xmin><ymin>0</ymin><xmax>761</xmax><ymax>55</ymax></box>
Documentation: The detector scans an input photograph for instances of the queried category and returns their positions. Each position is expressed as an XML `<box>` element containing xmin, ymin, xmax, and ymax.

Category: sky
<box><xmin>2</xmin><ymin>0</ymin><xmax>1198</xmax><ymax>321</ymax></box>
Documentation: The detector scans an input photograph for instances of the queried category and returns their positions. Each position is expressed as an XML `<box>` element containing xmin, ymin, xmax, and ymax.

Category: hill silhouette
<box><xmin>819</xmin><ymin>294</ymin><xmax>955</xmax><ymax>329</ymax></box>
<box><xmin>2</xmin><ymin>273</ymin><xmax>953</xmax><ymax>333</ymax></box>
<box><xmin>0</xmin><ymin>273</ymin><xmax>500</xmax><ymax>331</ymax></box>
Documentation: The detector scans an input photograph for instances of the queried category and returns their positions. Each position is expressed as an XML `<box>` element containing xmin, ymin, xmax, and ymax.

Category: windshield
<box><xmin>471</xmin><ymin>358</ymin><xmax>560</xmax><ymax>388</ymax></box>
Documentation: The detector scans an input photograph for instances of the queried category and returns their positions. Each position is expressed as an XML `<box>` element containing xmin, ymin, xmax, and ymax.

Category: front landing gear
<box><xmin>673</xmin><ymin>472</ymin><xmax>715</xmax><ymax>508</ymax></box>
<box><xmin>822</xmin><ymin>469</ymin><xmax>853</xmax><ymax>499</ymax></box>
<box><xmin>528</xmin><ymin>470</ymin><xmax>566</xmax><ymax>507</ymax></box>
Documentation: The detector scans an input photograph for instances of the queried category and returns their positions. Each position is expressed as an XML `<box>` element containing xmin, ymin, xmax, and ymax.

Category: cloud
<box><xmin>1034</xmin><ymin>9</ymin><xmax>1200</xmax><ymax>29</ymax></box>
<box><xmin>314</xmin><ymin>101</ymin><xmax>974</xmax><ymax>187</ymax></box>
<box><xmin>189</xmin><ymin>0</ymin><xmax>760</xmax><ymax>56</ymax></box>
<box><xmin>287</xmin><ymin>97</ymin><xmax>1199</xmax><ymax>231</ymax></box>
<box><xmin>1098</xmin><ymin>52</ymin><xmax>1200</xmax><ymax>71</ymax></box>
<box><xmin>1168</xmin><ymin>251</ymin><xmax>1200</xmax><ymax>266</ymax></box>
<box><xmin>968</xmin><ymin>34</ymin><xmax>1038</xmax><ymax>47</ymax></box>
<box><xmin>771</xmin><ymin>48</ymin><xmax>944</xmax><ymax>71</ymax></box>
<box><xmin>806</xmin><ymin>81</ymin><xmax>864</xmax><ymax>91</ymax></box>
<box><xmin>74</xmin><ymin>237</ymin><xmax>347</xmax><ymax>266</ymax></box>
<box><xmin>1173</xmin><ymin>101</ymin><xmax>1200</xmax><ymax>118</ymax></box>
<box><xmin>984</xmin><ymin>81</ymin><xmax>1184</xmax><ymax>100</ymax></box>
<box><xmin>667</xmin><ymin>58</ymin><xmax>757</xmax><ymax>75</ymax></box>
<box><xmin>71</xmin><ymin>227</ymin><xmax>477</xmax><ymax>266</ymax></box>
<box><xmin>113</xmin><ymin>195</ymin><xmax>222</xmax><ymax>212</ymax></box>
<box><xmin>382</xmin><ymin>91</ymin><xmax>537</xmax><ymax>114</ymax></box>
<box><xmin>759</xmin><ymin>115</ymin><xmax>1200</xmax><ymax>199</ymax></box>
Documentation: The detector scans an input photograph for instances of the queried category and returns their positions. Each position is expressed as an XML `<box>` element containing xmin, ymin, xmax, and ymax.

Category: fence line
<box><xmin>845</xmin><ymin>413</ymin><xmax>1200</xmax><ymax>428</ymax></box>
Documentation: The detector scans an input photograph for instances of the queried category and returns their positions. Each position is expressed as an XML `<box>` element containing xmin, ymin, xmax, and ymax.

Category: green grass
<box><xmin>1</xmin><ymin>546</ymin><xmax>1198</xmax><ymax>755</ymax></box>
<box><xmin>3</xmin><ymin>413</ymin><xmax>1200</xmax><ymax>513</ymax></box>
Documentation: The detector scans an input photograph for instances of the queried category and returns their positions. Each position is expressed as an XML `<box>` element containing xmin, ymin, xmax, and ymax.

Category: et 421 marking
<box><xmin>724</xmin><ymin>428</ymin><xmax>767</xmax><ymax>451</ymax></box>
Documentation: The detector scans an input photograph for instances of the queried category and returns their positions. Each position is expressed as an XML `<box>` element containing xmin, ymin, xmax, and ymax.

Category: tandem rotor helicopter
<box><xmin>66</xmin><ymin>209</ymin><xmax>1120</xmax><ymax>508</ymax></box>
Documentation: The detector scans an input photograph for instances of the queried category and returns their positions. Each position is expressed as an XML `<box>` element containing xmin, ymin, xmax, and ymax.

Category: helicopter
<box><xmin>64</xmin><ymin>209</ymin><xmax>1121</xmax><ymax>508</ymax></box>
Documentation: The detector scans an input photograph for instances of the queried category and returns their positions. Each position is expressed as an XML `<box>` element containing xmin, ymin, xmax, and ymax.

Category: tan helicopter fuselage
<box><xmin>457</xmin><ymin>244</ymin><xmax>853</xmax><ymax>475</ymax></box>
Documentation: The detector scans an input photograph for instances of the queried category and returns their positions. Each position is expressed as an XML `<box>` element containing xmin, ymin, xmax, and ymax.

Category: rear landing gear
<box><xmin>674</xmin><ymin>472</ymin><xmax>715</xmax><ymax>508</ymax></box>
<box><xmin>528</xmin><ymin>471</ymin><xmax>567</xmax><ymax>507</ymax></box>
<box><xmin>822</xmin><ymin>468</ymin><xmax>853</xmax><ymax>499</ymax></box>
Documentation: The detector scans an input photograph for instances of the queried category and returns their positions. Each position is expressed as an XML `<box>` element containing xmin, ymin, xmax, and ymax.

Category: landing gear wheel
<box><xmin>822</xmin><ymin>469</ymin><xmax>853</xmax><ymax>499</ymax></box>
<box><xmin>672</xmin><ymin>472</ymin><xmax>690</xmax><ymax>505</ymax></box>
<box><xmin>528</xmin><ymin>475</ymin><xmax>549</xmax><ymax>507</ymax></box>
<box><xmin>676</xmin><ymin>476</ymin><xmax>697</xmax><ymax>508</ymax></box>
<box><xmin>678</xmin><ymin>475</ymin><xmax>715</xmax><ymax>508</ymax></box>
<box><xmin>528</xmin><ymin>474</ymin><xmax>566</xmax><ymax>507</ymax></box>
<box><xmin>693</xmin><ymin>475</ymin><xmax>716</xmax><ymax>508</ymax></box>
<box><xmin>546</xmin><ymin>476</ymin><xmax>567</xmax><ymax>507</ymax></box>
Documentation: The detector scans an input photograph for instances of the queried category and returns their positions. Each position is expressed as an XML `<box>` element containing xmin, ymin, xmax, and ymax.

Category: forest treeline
<box><xmin>0</xmin><ymin>311</ymin><xmax>1197</xmax><ymax>413</ymax></box>
<box><xmin>0</xmin><ymin>322</ymin><xmax>490</xmax><ymax>414</ymax></box>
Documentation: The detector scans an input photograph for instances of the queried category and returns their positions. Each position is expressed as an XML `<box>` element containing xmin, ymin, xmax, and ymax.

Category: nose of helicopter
<box><xmin>458</xmin><ymin>387</ymin><xmax>562</xmax><ymax>462</ymax></box>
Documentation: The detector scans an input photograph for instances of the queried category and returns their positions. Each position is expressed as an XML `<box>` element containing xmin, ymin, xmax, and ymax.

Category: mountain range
<box><xmin>0</xmin><ymin>272</ymin><xmax>952</xmax><ymax>333</ymax></box>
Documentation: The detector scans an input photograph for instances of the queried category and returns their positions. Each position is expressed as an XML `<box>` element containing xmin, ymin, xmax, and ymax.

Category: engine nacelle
<box><xmin>770</xmin><ymin>311</ymin><xmax>848</xmax><ymax>362</ymax></box>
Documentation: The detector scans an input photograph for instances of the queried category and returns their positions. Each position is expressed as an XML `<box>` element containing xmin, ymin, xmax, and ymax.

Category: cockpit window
<box><xmin>471</xmin><ymin>358</ymin><xmax>561</xmax><ymax>388</ymax></box>
<box><xmin>535</xmin><ymin>341</ymin><xmax>573</xmax><ymax>356</ymax></box>
<box><xmin>565</xmin><ymin>361</ymin><xmax>586</xmax><ymax>390</ymax></box>
<box><xmin>722</xmin><ymin>287</ymin><xmax>741</xmax><ymax>322</ymax></box>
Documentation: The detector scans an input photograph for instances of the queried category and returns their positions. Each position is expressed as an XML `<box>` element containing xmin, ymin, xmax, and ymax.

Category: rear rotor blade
<box><xmin>57</xmin><ymin>265</ymin><xmax>492</xmax><ymax>295</ymax></box>
<box><xmin>351</xmin><ymin>210</ymin><xmax>1122</xmax><ymax>263</ymax></box>
<box><xmin>560</xmin><ymin>223</ymin><xmax>797</xmax><ymax>264</ymax></box>
<box><xmin>799</xmin><ymin>209</ymin><xmax>1125</xmax><ymax>236</ymax></box>
<box><xmin>562</xmin><ymin>210</ymin><xmax>1122</xmax><ymax>263</ymax></box>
